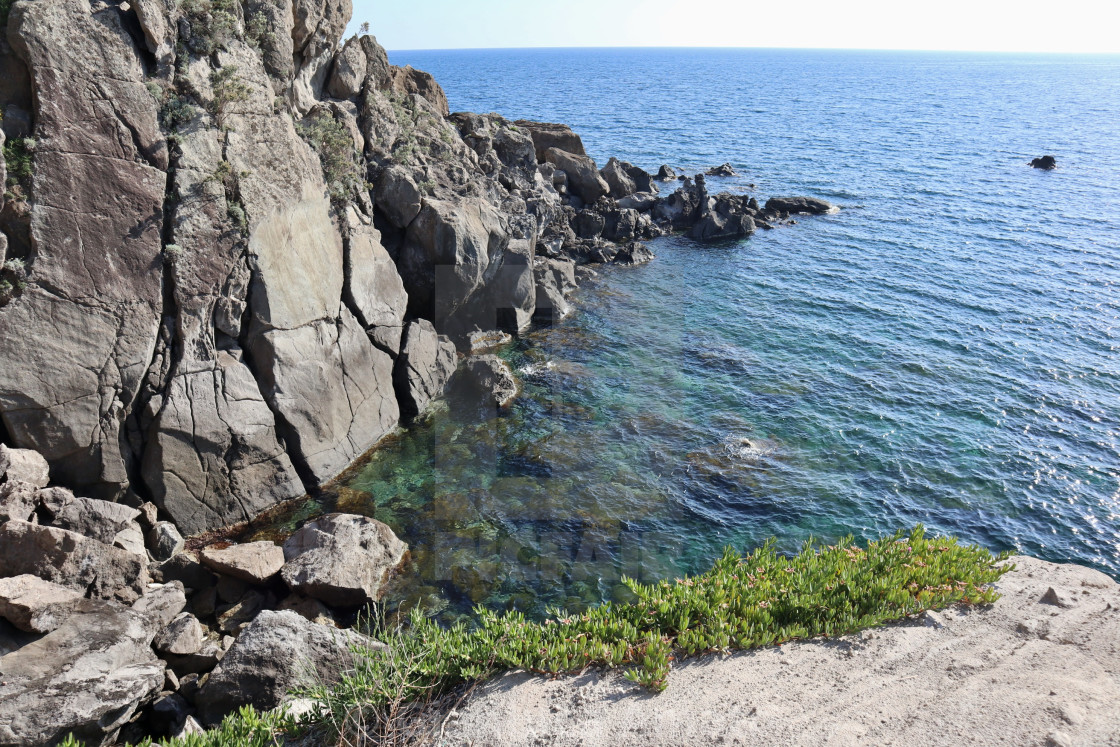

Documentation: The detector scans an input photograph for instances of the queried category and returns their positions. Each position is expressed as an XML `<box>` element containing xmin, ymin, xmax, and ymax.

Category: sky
<box><xmin>349</xmin><ymin>0</ymin><xmax>1120</xmax><ymax>54</ymax></box>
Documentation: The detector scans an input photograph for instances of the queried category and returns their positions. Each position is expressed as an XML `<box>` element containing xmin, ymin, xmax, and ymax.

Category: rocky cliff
<box><xmin>0</xmin><ymin>0</ymin><xmax>827</xmax><ymax>538</ymax></box>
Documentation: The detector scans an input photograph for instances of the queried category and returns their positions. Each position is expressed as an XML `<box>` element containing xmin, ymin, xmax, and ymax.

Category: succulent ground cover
<box><xmin>64</xmin><ymin>527</ymin><xmax>1011</xmax><ymax>746</ymax></box>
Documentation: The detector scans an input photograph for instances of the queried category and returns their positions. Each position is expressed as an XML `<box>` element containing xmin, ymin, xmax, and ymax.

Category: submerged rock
<box><xmin>459</xmin><ymin>355</ymin><xmax>520</xmax><ymax>408</ymax></box>
<box><xmin>1030</xmin><ymin>155</ymin><xmax>1057</xmax><ymax>170</ymax></box>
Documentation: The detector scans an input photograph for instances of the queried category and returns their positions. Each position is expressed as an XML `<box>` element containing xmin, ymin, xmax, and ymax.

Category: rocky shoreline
<box><xmin>0</xmin><ymin>0</ymin><xmax>855</xmax><ymax>742</ymax></box>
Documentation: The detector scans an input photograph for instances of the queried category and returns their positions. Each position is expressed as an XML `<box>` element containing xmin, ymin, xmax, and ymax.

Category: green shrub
<box><xmin>209</xmin><ymin>66</ymin><xmax>251</xmax><ymax>120</ymax></box>
<box><xmin>178</xmin><ymin>0</ymin><xmax>240</xmax><ymax>55</ymax></box>
<box><xmin>296</xmin><ymin>111</ymin><xmax>363</xmax><ymax>202</ymax></box>
<box><xmin>60</xmin><ymin>706</ymin><xmax>295</xmax><ymax>747</ymax></box>
<box><xmin>3</xmin><ymin>136</ymin><xmax>35</xmax><ymax>193</ymax></box>
<box><xmin>301</xmin><ymin>526</ymin><xmax>1010</xmax><ymax>739</ymax></box>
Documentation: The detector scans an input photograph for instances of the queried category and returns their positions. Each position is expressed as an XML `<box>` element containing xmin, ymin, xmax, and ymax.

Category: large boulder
<box><xmin>345</xmin><ymin>221</ymin><xmax>408</xmax><ymax>355</ymax></box>
<box><xmin>0</xmin><ymin>590</ymin><xmax>184</xmax><ymax>746</ymax></box>
<box><xmin>457</xmin><ymin>355</ymin><xmax>519</xmax><ymax>409</ymax></box>
<box><xmin>393</xmin><ymin>319</ymin><xmax>458</xmax><ymax>418</ymax></box>
<box><xmin>543</xmin><ymin>148</ymin><xmax>610</xmax><ymax>204</ymax></box>
<box><xmin>513</xmin><ymin>120</ymin><xmax>588</xmax><ymax>162</ymax></box>
<box><xmin>0</xmin><ymin>520</ymin><xmax>149</xmax><ymax>602</ymax></box>
<box><xmin>0</xmin><ymin>0</ymin><xmax>166</xmax><ymax>501</ymax></box>
<box><xmin>280</xmin><ymin>514</ymin><xmax>407</xmax><ymax>606</ymax></box>
<box><xmin>688</xmin><ymin>194</ymin><xmax>757</xmax><ymax>241</ymax></box>
<box><xmin>600</xmin><ymin>157</ymin><xmax>637</xmax><ymax>198</ymax></box>
<box><xmin>388</xmin><ymin>65</ymin><xmax>450</xmax><ymax>117</ymax></box>
<box><xmin>374</xmin><ymin>165</ymin><xmax>423</xmax><ymax>229</ymax></box>
<box><xmin>48</xmin><ymin>495</ymin><xmax>142</xmax><ymax>546</ymax></box>
<box><xmin>194</xmin><ymin>610</ymin><xmax>381</xmax><ymax>725</ymax></box>
<box><xmin>763</xmin><ymin>196</ymin><xmax>838</xmax><ymax>215</ymax></box>
<box><xmin>0</xmin><ymin>445</ymin><xmax>49</xmax><ymax>487</ymax></box>
<box><xmin>533</xmin><ymin>259</ymin><xmax>575</xmax><ymax>324</ymax></box>
<box><xmin>0</xmin><ymin>482</ymin><xmax>39</xmax><ymax>524</ymax></box>
<box><xmin>326</xmin><ymin>35</ymin><xmax>367</xmax><ymax>100</ymax></box>
<box><xmin>199</xmin><ymin>541</ymin><xmax>285</xmax><ymax>585</ymax></box>
<box><xmin>0</xmin><ymin>575</ymin><xmax>83</xmax><ymax>633</ymax></box>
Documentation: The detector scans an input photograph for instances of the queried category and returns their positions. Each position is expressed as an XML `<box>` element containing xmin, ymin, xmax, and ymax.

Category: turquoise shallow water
<box><xmin>270</xmin><ymin>49</ymin><xmax>1120</xmax><ymax>620</ymax></box>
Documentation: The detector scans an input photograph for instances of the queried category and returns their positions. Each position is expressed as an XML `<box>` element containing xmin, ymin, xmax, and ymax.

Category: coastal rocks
<box><xmin>0</xmin><ymin>445</ymin><xmax>49</xmax><ymax>487</ymax></box>
<box><xmin>688</xmin><ymin>194</ymin><xmax>757</xmax><ymax>241</ymax></box>
<box><xmin>0</xmin><ymin>590</ymin><xmax>184</xmax><ymax>747</ymax></box>
<box><xmin>194</xmin><ymin>610</ymin><xmax>378</xmax><ymax>726</ymax></box>
<box><xmin>0</xmin><ymin>482</ymin><xmax>39</xmax><ymax>524</ymax></box>
<box><xmin>764</xmin><ymin>196</ymin><xmax>838</xmax><ymax>215</ymax></box>
<box><xmin>458</xmin><ymin>355</ymin><xmax>519</xmax><ymax>408</ymax></box>
<box><xmin>148</xmin><ymin>522</ymin><xmax>186</xmax><ymax>562</ymax></box>
<box><xmin>199</xmin><ymin>542</ymin><xmax>286</xmax><ymax>585</ymax></box>
<box><xmin>0</xmin><ymin>0</ymin><xmax>166</xmax><ymax>501</ymax></box>
<box><xmin>326</xmin><ymin>35</ymin><xmax>367</xmax><ymax>99</ymax></box>
<box><xmin>533</xmin><ymin>258</ymin><xmax>577</xmax><ymax>324</ymax></box>
<box><xmin>0</xmin><ymin>575</ymin><xmax>83</xmax><ymax>633</ymax></box>
<box><xmin>393</xmin><ymin>319</ymin><xmax>458</xmax><ymax>418</ymax></box>
<box><xmin>600</xmin><ymin>157</ymin><xmax>637</xmax><ymax>198</ymax></box>
<box><xmin>656</xmin><ymin>165</ymin><xmax>677</xmax><ymax>181</ymax></box>
<box><xmin>0</xmin><ymin>520</ymin><xmax>149</xmax><ymax>602</ymax></box>
<box><xmin>543</xmin><ymin>148</ymin><xmax>610</xmax><ymax>204</ymax></box>
<box><xmin>373</xmin><ymin>165</ymin><xmax>423</xmax><ymax>229</ymax></box>
<box><xmin>344</xmin><ymin>222</ymin><xmax>408</xmax><ymax>355</ymax></box>
<box><xmin>388</xmin><ymin>65</ymin><xmax>450</xmax><ymax>117</ymax></box>
<box><xmin>615</xmin><ymin>242</ymin><xmax>655</xmax><ymax>266</ymax></box>
<box><xmin>280</xmin><ymin>514</ymin><xmax>408</xmax><ymax>606</ymax></box>
<box><xmin>1030</xmin><ymin>155</ymin><xmax>1057</xmax><ymax>170</ymax></box>
<box><xmin>48</xmin><ymin>495</ymin><xmax>142</xmax><ymax>547</ymax></box>
<box><xmin>617</xmin><ymin>192</ymin><xmax>659</xmax><ymax>212</ymax></box>
<box><xmin>705</xmin><ymin>163</ymin><xmax>738</xmax><ymax>176</ymax></box>
<box><xmin>515</xmin><ymin>120</ymin><xmax>588</xmax><ymax>161</ymax></box>
<box><xmin>153</xmin><ymin>613</ymin><xmax>205</xmax><ymax>656</ymax></box>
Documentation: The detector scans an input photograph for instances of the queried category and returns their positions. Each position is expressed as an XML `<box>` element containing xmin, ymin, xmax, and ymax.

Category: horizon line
<box><xmin>384</xmin><ymin>44</ymin><xmax>1120</xmax><ymax>57</ymax></box>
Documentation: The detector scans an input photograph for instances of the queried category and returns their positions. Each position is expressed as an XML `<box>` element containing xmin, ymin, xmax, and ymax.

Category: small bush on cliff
<box><xmin>179</xmin><ymin>0</ymin><xmax>240</xmax><ymax>55</ymax></box>
<box><xmin>209</xmin><ymin>67</ymin><xmax>251</xmax><ymax>122</ymax></box>
<box><xmin>3</xmin><ymin>135</ymin><xmax>35</xmax><ymax>195</ymax></box>
<box><xmin>60</xmin><ymin>706</ymin><xmax>295</xmax><ymax>747</ymax></box>
<box><xmin>296</xmin><ymin>111</ymin><xmax>364</xmax><ymax>202</ymax></box>
<box><xmin>302</xmin><ymin>526</ymin><xmax>1010</xmax><ymax>741</ymax></box>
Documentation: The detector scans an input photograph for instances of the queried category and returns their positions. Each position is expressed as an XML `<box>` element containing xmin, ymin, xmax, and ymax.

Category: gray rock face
<box><xmin>200</xmin><ymin>541</ymin><xmax>285</xmax><ymax>585</ymax></box>
<box><xmin>346</xmin><ymin>221</ymin><xmax>408</xmax><ymax>355</ymax></box>
<box><xmin>281</xmin><ymin>513</ymin><xmax>407</xmax><ymax>606</ymax></box>
<box><xmin>600</xmin><ymin>157</ymin><xmax>637</xmax><ymax>198</ymax></box>
<box><xmin>0</xmin><ymin>445</ymin><xmax>49</xmax><ymax>487</ymax></box>
<box><xmin>515</xmin><ymin>120</ymin><xmax>588</xmax><ymax>161</ymax></box>
<box><xmin>147</xmin><ymin>522</ymin><xmax>185</xmax><ymax>562</ymax></box>
<box><xmin>0</xmin><ymin>590</ymin><xmax>182</xmax><ymax>747</ymax></box>
<box><xmin>544</xmin><ymin>148</ymin><xmax>610</xmax><ymax>204</ymax></box>
<box><xmin>195</xmin><ymin>609</ymin><xmax>379</xmax><ymax>725</ymax></box>
<box><xmin>459</xmin><ymin>355</ymin><xmax>519</xmax><ymax>408</ymax></box>
<box><xmin>0</xmin><ymin>0</ymin><xmax>166</xmax><ymax>501</ymax></box>
<box><xmin>0</xmin><ymin>482</ymin><xmax>39</xmax><ymax>524</ymax></box>
<box><xmin>394</xmin><ymin>319</ymin><xmax>458</xmax><ymax>418</ymax></box>
<box><xmin>534</xmin><ymin>258</ymin><xmax>577</xmax><ymax>324</ymax></box>
<box><xmin>153</xmin><ymin>612</ymin><xmax>205</xmax><ymax>656</ymax></box>
<box><xmin>764</xmin><ymin>196</ymin><xmax>838</xmax><ymax>215</ymax></box>
<box><xmin>374</xmin><ymin>165</ymin><xmax>423</xmax><ymax>228</ymax></box>
<box><xmin>688</xmin><ymin>194</ymin><xmax>757</xmax><ymax>241</ymax></box>
<box><xmin>388</xmin><ymin>65</ymin><xmax>450</xmax><ymax>116</ymax></box>
<box><xmin>0</xmin><ymin>520</ymin><xmax>149</xmax><ymax>602</ymax></box>
<box><xmin>49</xmin><ymin>495</ymin><xmax>142</xmax><ymax>546</ymax></box>
<box><xmin>0</xmin><ymin>575</ymin><xmax>84</xmax><ymax>633</ymax></box>
<box><xmin>327</xmin><ymin>35</ymin><xmax>367</xmax><ymax>99</ymax></box>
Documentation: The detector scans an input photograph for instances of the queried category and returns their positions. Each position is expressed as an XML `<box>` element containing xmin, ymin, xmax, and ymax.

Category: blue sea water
<box><xmin>281</xmin><ymin>49</ymin><xmax>1120</xmax><ymax>619</ymax></box>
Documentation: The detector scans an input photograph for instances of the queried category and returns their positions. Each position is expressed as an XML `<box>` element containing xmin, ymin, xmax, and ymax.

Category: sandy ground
<box><xmin>436</xmin><ymin>557</ymin><xmax>1120</xmax><ymax>746</ymax></box>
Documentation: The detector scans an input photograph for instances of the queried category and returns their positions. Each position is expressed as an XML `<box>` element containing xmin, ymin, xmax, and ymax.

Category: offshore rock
<box><xmin>194</xmin><ymin>610</ymin><xmax>380</xmax><ymax>726</ymax></box>
<box><xmin>688</xmin><ymin>194</ymin><xmax>757</xmax><ymax>241</ymax></box>
<box><xmin>705</xmin><ymin>163</ymin><xmax>737</xmax><ymax>176</ymax></box>
<box><xmin>394</xmin><ymin>319</ymin><xmax>458</xmax><ymax>419</ymax></box>
<box><xmin>764</xmin><ymin>196</ymin><xmax>838</xmax><ymax>215</ymax></box>
<box><xmin>1030</xmin><ymin>155</ymin><xmax>1057</xmax><ymax>170</ymax></box>
<box><xmin>281</xmin><ymin>514</ymin><xmax>408</xmax><ymax>606</ymax></box>
<box><xmin>656</xmin><ymin>165</ymin><xmax>677</xmax><ymax>181</ymax></box>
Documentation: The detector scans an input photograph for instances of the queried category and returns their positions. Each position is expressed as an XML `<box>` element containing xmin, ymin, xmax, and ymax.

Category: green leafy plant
<box><xmin>178</xmin><ymin>0</ymin><xmax>240</xmax><ymax>55</ymax></box>
<box><xmin>209</xmin><ymin>66</ymin><xmax>251</xmax><ymax>121</ymax></box>
<box><xmin>3</xmin><ymin>136</ymin><xmax>35</xmax><ymax>194</ymax></box>
<box><xmin>60</xmin><ymin>706</ymin><xmax>296</xmax><ymax>747</ymax></box>
<box><xmin>301</xmin><ymin>526</ymin><xmax>1010</xmax><ymax>741</ymax></box>
<box><xmin>296</xmin><ymin>111</ymin><xmax>363</xmax><ymax>202</ymax></box>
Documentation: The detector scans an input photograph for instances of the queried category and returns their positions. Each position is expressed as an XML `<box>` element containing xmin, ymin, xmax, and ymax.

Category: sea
<box><xmin>259</xmin><ymin>49</ymin><xmax>1120</xmax><ymax>621</ymax></box>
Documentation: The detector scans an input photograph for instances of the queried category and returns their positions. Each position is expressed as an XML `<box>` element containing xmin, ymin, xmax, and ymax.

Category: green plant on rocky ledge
<box><xmin>3</xmin><ymin>135</ymin><xmax>35</xmax><ymax>195</ymax></box>
<box><xmin>209</xmin><ymin>66</ymin><xmax>251</xmax><ymax>123</ymax></box>
<box><xmin>60</xmin><ymin>527</ymin><xmax>1012</xmax><ymax>747</ymax></box>
<box><xmin>147</xmin><ymin>81</ymin><xmax>198</xmax><ymax>132</ymax></box>
<box><xmin>60</xmin><ymin>706</ymin><xmax>296</xmax><ymax>747</ymax></box>
<box><xmin>302</xmin><ymin>526</ymin><xmax>1009</xmax><ymax>741</ymax></box>
<box><xmin>178</xmin><ymin>0</ymin><xmax>240</xmax><ymax>55</ymax></box>
<box><xmin>296</xmin><ymin>111</ymin><xmax>363</xmax><ymax>202</ymax></box>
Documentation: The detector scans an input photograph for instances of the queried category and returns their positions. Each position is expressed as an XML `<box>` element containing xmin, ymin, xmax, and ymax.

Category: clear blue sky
<box><xmin>350</xmin><ymin>0</ymin><xmax>1120</xmax><ymax>54</ymax></box>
